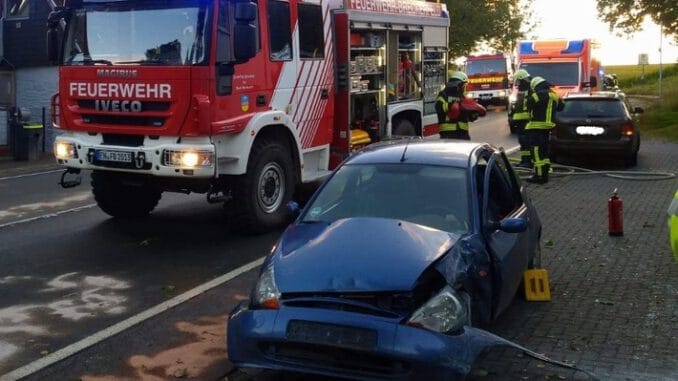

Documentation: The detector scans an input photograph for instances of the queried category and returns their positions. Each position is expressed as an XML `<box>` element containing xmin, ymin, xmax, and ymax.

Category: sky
<box><xmin>529</xmin><ymin>0</ymin><xmax>678</xmax><ymax>66</ymax></box>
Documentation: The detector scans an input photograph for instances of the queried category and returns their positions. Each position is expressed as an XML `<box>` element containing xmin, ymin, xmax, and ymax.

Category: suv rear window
<box><xmin>559</xmin><ymin>99</ymin><xmax>626</xmax><ymax>118</ymax></box>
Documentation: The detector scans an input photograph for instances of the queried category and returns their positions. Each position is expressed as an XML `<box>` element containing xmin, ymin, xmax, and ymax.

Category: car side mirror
<box><xmin>287</xmin><ymin>200</ymin><xmax>301</xmax><ymax>217</ymax></box>
<box><xmin>498</xmin><ymin>217</ymin><xmax>527</xmax><ymax>233</ymax></box>
<box><xmin>633</xmin><ymin>107</ymin><xmax>644</xmax><ymax>114</ymax></box>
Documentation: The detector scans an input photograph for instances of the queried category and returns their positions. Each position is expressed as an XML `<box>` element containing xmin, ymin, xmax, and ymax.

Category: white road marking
<box><xmin>0</xmin><ymin>169</ymin><xmax>62</xmax><ymax>182</ymax></box>
<box><xmin>0</xmin><ymin>203</ymin><xmax>97</xmax><ymax>230</ymax></box>
<box><xmin>0</xmin><ymin>256</ymin><xmax>265</xmax><ymax>381</ymax></box>
<box><xmin>0</xmin><ymin>192</ymin><xmax>92</xmax><ymax>219</ymax></box>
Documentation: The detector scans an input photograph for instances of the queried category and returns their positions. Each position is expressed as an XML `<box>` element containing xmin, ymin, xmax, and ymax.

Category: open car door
<box><xmin>481</xmin><ymin>151</ymin><xmax>532</xmax><ymax>319</ymax></box>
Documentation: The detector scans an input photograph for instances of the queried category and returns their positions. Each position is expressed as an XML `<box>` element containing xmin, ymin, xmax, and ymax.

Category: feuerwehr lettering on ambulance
<box><xmin>69</xmin><ymin>82</ymin><xmax>172</xmax><ymax>113</ymax></box>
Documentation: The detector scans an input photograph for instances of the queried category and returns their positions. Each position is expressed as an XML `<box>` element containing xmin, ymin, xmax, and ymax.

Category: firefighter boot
<box><xmin>517</xmin><ymin>155</ymin><xmax>532</xmax><ymax>168</ymax></box>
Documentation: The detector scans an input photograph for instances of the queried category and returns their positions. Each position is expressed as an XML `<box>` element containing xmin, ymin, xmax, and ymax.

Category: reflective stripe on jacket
<box><xmin>436</xmin><ymin>96</ymin><xmax>469</xmax><ymax>132</ymax></box>
<box><xmin>526</xmin><ymin>90</ymin><xmax>560</xmax><ymax>130</ymax></box>
<box><xmin>513</xmin><ymin>91</ymin><xmax>529</xmax><ymax>121</ymax></box>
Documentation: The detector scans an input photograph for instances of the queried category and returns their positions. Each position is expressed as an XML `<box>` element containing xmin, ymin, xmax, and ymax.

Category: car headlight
<box><xmin>252</xmin><ymin>265</ymin><xmax>280</xmax><ymax>309</ymax></box>
<box><xmin>406</xmin><ymin>286</ymin><xmax>468</xmax><ymax>333</ymax></box>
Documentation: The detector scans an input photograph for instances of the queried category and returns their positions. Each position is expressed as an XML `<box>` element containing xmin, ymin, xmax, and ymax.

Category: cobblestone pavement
<box><xmin>468</xmin><ymin>140</ymin><xmax>678</xmax><ymax>381</ymax></box>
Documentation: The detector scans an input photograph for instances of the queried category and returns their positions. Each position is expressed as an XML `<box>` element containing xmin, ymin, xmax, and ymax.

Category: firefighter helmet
<box><xmin>514</xmin><ymin>69</ymin><xmax>530</xmax><ymax>81</ymax></box>
<box><xmin>530</xmin><ymin>76</ymin><xmax>546</xmax><ymax>90</ymax></box>
<box><xmin>450</xmin><ymin>71</ymin><xmax>468</xmax><ymax>83</ymax></box>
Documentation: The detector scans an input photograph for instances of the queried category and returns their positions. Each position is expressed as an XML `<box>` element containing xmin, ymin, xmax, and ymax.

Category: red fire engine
<box><xmin>47</xmin><ymin>0</ymin><xmax>449</xmax><ymax>232</ymax></box>
<box><xmin>463</xmin><ymin>53</ymin><xmax>512</xmax><ymax>109</ymax></box>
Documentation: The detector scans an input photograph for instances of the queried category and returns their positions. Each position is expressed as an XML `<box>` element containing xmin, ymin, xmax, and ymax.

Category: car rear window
<box><xmin>559</xmin><ymin>99</ymin><xmax>626</xmax><ymax>118</ymax></box>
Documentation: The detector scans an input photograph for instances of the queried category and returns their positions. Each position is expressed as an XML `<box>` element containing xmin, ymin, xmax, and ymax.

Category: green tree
<box><xmin>596</xmin><ymin>0</ymin><xmax>678</xmax><ymax>43</ymax></box>
<box><xmin>445</xmin><ymin>0</ymin><xmax>535</xmax><ymax>59</ymax></box>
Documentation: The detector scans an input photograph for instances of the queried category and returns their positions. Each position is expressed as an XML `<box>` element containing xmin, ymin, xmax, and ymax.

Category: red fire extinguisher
<box><xmin>608</xmin><ymin>188</ymin><xmax>623</xmax><ymax>236</ymax></box>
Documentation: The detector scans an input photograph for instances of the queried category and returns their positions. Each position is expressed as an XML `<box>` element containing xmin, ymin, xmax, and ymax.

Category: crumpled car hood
<box><xmin>271</xmin><ymin>217</ymin><xmax>457</xmax><ymax>293</ymax></box>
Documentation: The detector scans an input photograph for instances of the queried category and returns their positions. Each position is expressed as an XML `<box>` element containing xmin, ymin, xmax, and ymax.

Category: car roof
<box><xmin>345</xmin><ymin>139</ymin><xmax>488</xmax><ymax>168</ymax></box>
<box><xmin>564</xmin><ymin>91</ymin><xmax>624</xmax><ymax>100</ymax></box>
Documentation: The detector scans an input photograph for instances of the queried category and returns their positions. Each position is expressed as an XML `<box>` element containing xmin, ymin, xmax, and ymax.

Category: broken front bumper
<box><xmin>227</xmin><ymin>302</ymin><xmax>512</xmax><ymax>381</ymax></box>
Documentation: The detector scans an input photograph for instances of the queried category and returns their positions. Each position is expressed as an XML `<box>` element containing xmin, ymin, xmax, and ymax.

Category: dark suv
<box><xmin>551</xmin><ymin>91</ymin><xmax>643</xmax><ymax>167</ymax></box>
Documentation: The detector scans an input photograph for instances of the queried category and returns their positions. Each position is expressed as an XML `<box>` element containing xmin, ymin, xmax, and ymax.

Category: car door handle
<box><xmin>320</xmin><ymin>89</ymin><xmax>329</xmax><ymax>99</ymax></box>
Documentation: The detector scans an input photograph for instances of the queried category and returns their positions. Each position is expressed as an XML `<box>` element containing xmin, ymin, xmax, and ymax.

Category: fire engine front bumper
<box><xmin>53</xmin><ymin>133</ymin><xmax>216</xmax><ymax>178</ymax></box>
<box><xmin>467</xmin><ymin>90</ymin><xmax>508</xmax><ymax>106</ymax></box>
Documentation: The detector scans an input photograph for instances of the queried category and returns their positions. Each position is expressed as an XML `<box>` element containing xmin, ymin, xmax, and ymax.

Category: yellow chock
<box><xmin>523</xmin><ymin>269</ymin><xmax>551</xmax><ymax>301</ymax></box>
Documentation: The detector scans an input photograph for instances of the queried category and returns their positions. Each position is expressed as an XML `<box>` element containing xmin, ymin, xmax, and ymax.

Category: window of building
<box><xmin>6</xmin><ymin>0</ymin><xmax>29</xmax><ymax>19</ymax></box>
<box><xmin>297</xmin><ymin>3</ymin><xmax>324</xmax><ymax>59</ymax></box>
<box><xmin>267</xmin><ymin>0</ymin><xmax>292</xmax><ymax>61</ymax></box>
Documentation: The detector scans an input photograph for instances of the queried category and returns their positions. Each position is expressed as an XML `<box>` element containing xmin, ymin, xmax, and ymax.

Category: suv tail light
<box><xmin>621</xmin><ymin>123</ymin><xmax>634</xmax><ymax>136</ymax></box>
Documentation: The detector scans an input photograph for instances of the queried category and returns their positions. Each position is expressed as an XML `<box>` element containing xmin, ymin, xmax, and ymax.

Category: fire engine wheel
<box><xmin>231</xmin><ymin>139</ymin><xmax>294</xmax><ymax>233</ymax></box>
<box><xmin>392</xmin><ymin>119</ymin><xmax>416</xmax><ymax>136</ymax></box>
<box><xmin>91</xmin><ymin>171</ymin><xmax>162</xmax><ymax>218</ymax></box>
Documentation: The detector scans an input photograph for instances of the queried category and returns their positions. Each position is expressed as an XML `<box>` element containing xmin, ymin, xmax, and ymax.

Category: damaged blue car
<box><xmin>227</xmin><ymin>140</ymin><xmax>542</xmax><ymax>380</ymax></box>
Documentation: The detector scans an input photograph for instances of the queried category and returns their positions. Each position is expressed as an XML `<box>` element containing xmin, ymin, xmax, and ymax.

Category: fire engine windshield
<box><xmin>466</xmin><ymin>59</ymin><xmax>507</xmax><ymax>75</ymax></box>
<box><xmin>62</xmin><ymin>0</ymin><xmax>212</xmax><ymax>66</ymax></box>
<box><xmin>519</xmin><ymin>62</ymin><xmax>579</xmax><ymax>86</ymax></box>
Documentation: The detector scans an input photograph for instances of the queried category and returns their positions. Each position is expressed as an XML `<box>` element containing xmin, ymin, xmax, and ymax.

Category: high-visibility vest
<box><xmin>669</xmin><ymin>190</ymin><xmax>678</xmax><ymax>260</ymax></box>
<box><xmin>526</xmin><ymin>90</ymin><xmax>559</xmax><ymax>130</ymax></box>
<box><xmin>436</xmin><ymin>96</ymin><xmax>469</xmax><ymax>132</ymax></box>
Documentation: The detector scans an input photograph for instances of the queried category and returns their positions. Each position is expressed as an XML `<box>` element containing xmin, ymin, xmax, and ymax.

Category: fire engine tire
<box><xmin>230</xmin><ymin>138</ymin><xmax>295</xmax><ymax>233</ymax></box>
<box><xmin>91</xmin><ymin>171</ymin><xmax>162</xmax><ymax>218</ymax></box>
<box><xmin>392</xmin><ymin>119</ymin><xmax>416</xmax><ymax>136</ymax></box>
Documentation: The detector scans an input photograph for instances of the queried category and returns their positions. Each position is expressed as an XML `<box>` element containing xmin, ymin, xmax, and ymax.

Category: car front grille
<box><xmin>259</xmin><ymin>341</ymin><xmax>410</xmax><ymax>377</ymax></box>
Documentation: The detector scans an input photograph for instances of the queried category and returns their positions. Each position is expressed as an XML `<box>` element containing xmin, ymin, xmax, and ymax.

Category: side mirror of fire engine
<box><xmin>47</xmin><ymin>28</ymin><xmax>60</xmax><ymax>65</ymax></box>
<box><xmin>589</xmin><ymin>76</ymin><xmax>597</xmax><ymax>88</ymax></box>
<box><xmin>233</xmin><ymin>1</ymin><xmax>258</xmax><ymax>61</ymax></box>
<box><xmin>46</xmin><ymin>8</ymin><xmax>69</xmax><ymax>65</ymax></box>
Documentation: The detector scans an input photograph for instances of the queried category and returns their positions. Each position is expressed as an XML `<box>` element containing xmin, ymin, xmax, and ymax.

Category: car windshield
<box><xmin>559</xmin><ymin>99</ymin><xmax>627</xmax><ymax>118</ymax></box>
<box><xmin>519</xmin><ymin>62</ymin><xmax>579</xmax><ymax>85</ymax></box>
<box><xmin>301</xmin><ymin>163</ymin><xmax>470</xmax><ymax>234</ymax></box>
<box><xmin>466</xmin><ymin>59</ymin><xmax>507</xmax><ymax>75</ymax></box>
<box><xmin>62</xmin><ymin>0</ymin><xmax>212</xmax><ymax>66</ymax></box>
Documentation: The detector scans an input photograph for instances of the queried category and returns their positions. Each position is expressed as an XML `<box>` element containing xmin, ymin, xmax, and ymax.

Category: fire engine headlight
<box><xmin>54</xmin><ymin>141</ymin><xmax>78</xmax><ymax>160</ymax></box>
<box><xmin>498</xmin><ymin>90</ymin><xmax>507</xmax><ymax>97</ymax></box>
<box><xmin>163</xmin><ymin>149</ymin><xmax>214</xmax><ymax>168</ymax></box>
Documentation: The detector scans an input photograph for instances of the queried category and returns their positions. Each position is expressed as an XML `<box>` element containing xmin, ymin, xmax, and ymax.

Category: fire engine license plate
<box><xmin>96</xmin><ymin>150</ymin><xmax>132</xmax><ymax>163</ymax></box>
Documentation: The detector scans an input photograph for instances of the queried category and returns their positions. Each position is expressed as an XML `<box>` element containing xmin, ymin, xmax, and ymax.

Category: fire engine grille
<box><xmin>77</xmin><ymin>100</ymin><xmax>170</xmax><ymax>112</ymax></box>
<box><xmin>81</xmin><ymin>114</ymin><xmax>166</xmax><ymax>127</ymax></box>
<box><xmin>76</xmin><ymin>100</ymin><xmax>169</xmax><ymax>127</ymax></box>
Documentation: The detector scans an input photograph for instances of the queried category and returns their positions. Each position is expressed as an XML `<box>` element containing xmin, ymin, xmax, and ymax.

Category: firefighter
<box><xmin>512</xmin><ymin>69</ymin><xmax>532</xmax><ymax>167</ymax></box>
<box><xmin>669</xmin><ymin>190</ymin><xmax>678</xmax><ymax>262</ymax></box>
<box><xmin>525</xmin><ymin>76</ymin><xmax>562</xmax><ymax>184</ymax></box>
<box><xmin>435</xmin><ymin>71</ymin><xmax>476</xmax><ymax>140</ymax></box>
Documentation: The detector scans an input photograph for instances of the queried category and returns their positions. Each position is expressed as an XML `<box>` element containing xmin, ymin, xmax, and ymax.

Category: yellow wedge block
<box><xmin>523</xmin><ymin>269</ymin><xmax>551</xmax><ymax>301</ymax></box>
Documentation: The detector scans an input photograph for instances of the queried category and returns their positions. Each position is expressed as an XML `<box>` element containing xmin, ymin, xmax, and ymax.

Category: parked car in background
<box><xmin>551</xmin><ymin>91</ymin><xmax>642</xmax><ymax>167</ymax></box>
<box><xmin>227</xmin><ymin>140</ymin><xmax>542</xmax><ymax>380</ymax></box>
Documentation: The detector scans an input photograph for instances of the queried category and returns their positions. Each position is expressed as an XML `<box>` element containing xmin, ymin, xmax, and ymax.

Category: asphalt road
<box><xmin>0</xmin><ymin>109</ymin><xmax>517</xmax><ymax>380</ymax></box>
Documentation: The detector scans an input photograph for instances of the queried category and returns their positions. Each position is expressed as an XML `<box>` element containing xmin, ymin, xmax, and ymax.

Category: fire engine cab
<box><xmin>47</xmin><ymin>0</ymin><xmax>449</xmax><ymax>232</ymax></box>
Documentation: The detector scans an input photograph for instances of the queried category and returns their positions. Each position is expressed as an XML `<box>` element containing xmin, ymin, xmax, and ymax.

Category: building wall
<box><xmin>16</xmin><ymin>66</ymin><xmax>58</xmax><ymax>151</ymax></box>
